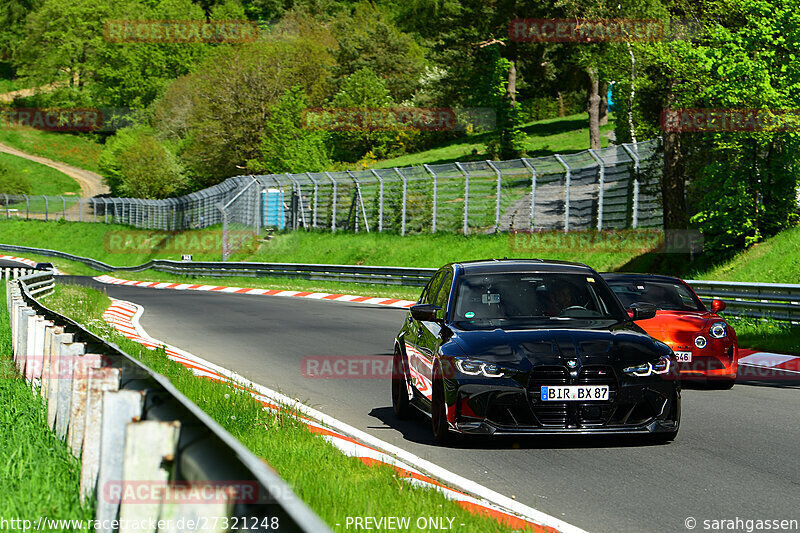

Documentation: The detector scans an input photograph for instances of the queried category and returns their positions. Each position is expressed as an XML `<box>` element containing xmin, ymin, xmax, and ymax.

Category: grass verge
<box><xmin>44</xmin><ymin>283</ymin><xmax>534</xmax><ymax>532</ymax></box>
<box><xmin>0</xmin><ymin>281</ymin><xmax>95</xmax><ymax>528</ymax></box>
<box><xmin>726</xmin><ymin>317</ymin><xmax>800</xmax><ymax>355</ymax></box>
<box><xmin>0</xmin><ymin>127</ymin><xmax>103</xmax><ymax>173</ymax></box>
<box><xmin>0</xmin><ymin>152</ymin><xmax>82</xmax><ymax>196</ymax></box>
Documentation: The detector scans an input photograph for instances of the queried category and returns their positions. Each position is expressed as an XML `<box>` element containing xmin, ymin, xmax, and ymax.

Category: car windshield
<box><xmin>606</xmin><ymin>279</ymin><xmax>705</xmax><ymax>312</ymax></box>
<box><xmin>452</xmin><ymin>272</ymin><xmax>624</xmax><ymax>325</ymax></box>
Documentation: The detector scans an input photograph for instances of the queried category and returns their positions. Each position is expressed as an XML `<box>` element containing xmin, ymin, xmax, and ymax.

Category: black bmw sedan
<box><xmin>392</xmin><ymin>259</ymin><xmax>680</xmax><ymax>444</ymax></box>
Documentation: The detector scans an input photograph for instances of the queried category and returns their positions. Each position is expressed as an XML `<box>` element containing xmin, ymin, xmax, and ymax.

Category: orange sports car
<box><xmin>602</xmin><ymin>273</ymin><xmax>738</xmax><ymax>388</ymax></box>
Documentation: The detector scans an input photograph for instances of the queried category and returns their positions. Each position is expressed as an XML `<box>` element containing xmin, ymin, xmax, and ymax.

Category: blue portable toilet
<box><xmin>262</xmin><ymin>188</ymin><xmax>285</xmax><ymax>229</ymax></box>
<box><xmin>607</xmin><ymin>81</ymin><xmax>616</xmax><ymax>112</ymax></box>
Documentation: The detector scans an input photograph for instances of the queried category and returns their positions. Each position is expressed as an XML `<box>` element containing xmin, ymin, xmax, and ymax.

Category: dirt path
<box><xmin>0</xmin><ymin>141</ymin><xmax>109</xmax><ymax>197</ymax></box>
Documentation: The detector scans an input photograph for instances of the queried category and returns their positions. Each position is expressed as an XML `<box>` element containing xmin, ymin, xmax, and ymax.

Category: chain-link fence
<box><xmin>1</xmin><ymin>139</ymin><xmax>663</xmax><ymax>235</ymax></box>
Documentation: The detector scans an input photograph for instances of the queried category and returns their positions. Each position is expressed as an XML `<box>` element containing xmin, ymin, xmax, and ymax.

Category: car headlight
<box><xmin>709</xmin><ymin>322</ymin><xmax>727</xmax><ymax>339</ymax></box>
<box><xmin>455</xmin><ymin>358</ymin><xmax>510</xmax><ymax>378</ymax></box>
<box><xmin>695</xmin><ymin>335</ymin><xmax>708</xmax><ymax>348</ymax></box>
<box><xmin>624</xmin><ymin>355</ymin><xmax>671</xmax><ymax>377</ymax></box>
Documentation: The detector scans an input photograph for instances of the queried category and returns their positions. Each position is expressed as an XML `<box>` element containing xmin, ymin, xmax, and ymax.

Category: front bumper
<box><xmin>450</xmin><ymin>367</ymin><xmax>680</xmax><ymax>435</ymax></box>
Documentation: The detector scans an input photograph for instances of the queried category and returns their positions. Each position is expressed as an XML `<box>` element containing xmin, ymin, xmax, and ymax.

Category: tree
<box><xmin>255</xmin><ymin>86</ymin><xmax>331</xmax><ymax>173</ymax></box>
<box><xmin>99</xmin><ymin>126</ymin><xmax>188</xmax><ymax>198</ymax></box>
<box><xmin>331</xmin><ymin>2</ymin><xmax>427</xmax><ymax>103</ymax></box>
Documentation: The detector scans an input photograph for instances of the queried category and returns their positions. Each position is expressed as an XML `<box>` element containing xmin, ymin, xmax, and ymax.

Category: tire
<box><xmin>431</xmin><ymin>368</ymin><xmax>452</xmax><ymax>445</ymax></box>
<box><xmin>392</xmin><ymin>348</ymin><xmax>412</xmax><ymax>419</ymax></box>
<box><xmin>709</xmin><ymin>378</ymin><xmax>735</xmax><ymax>390</ymax></box>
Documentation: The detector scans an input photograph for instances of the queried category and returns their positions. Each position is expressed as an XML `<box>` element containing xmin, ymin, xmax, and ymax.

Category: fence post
<box><xmin>370</xmin><ymin>170</ymin><xmax>384</xmax><ymax>233</ymax></box>
<box><xmin>393</xmin><ymin>168</ymin><xmax>407</xmax><ymax>236</ymax></box>
<box><xmin>306</xmin><ymin>172</ymin><xmax>319</xmax><ymax>229</ymax></box>
<box><xmin>554</xmin><ymin>155</ymin><xmax>571</xmax><ymax>232</ymax></box>
<box><xmin>92</xmin><ymin>198</ymin><xmax>97</xmax><ymax>222</ymax></box>
<box><xmin>423</xmin><ymin>164</ymin><xmax>437</xmax><ymax>233</ymax></box>
<box><xmin>486</xmin><ymin>160</ymin><xmax>502</xmax><ymax>233</ymax></box>
<box><xmin>587</xmin><ymin>149</ymin><xmax>605</xmax><ymax>231</ymax></box>
<box><xmin>3</xmin><ymin>193</ymin><xmax>8</xmax><ymax>218</ymax></box>
<box><xmin>217</xmin><ymin>204</ymin><xmax>228</xmax><ymax>261</ymax></box>
<box><xmin>347</xmin><ymin>170</ymin><xmax>369</xmax><ymax>233</ymax></box>
<box><xmin>103</xmin><ymin>199</ymin><xmax>108</xmax><ymax>224</ymax></box>
<box><xmin>621</xmin><ymin>143</ymin><xmax>640</xmax><ymax>228</ymax></box>
<box><xmin>43</xmin><ymin>195</ymin><xmax>49</xmax><ymax>221</ymax></box>
<box><xmin>521</xmin><ymin>159</ymin><xmax>537</xmax><ymax>230</ymax></box>
<box><xmin>24</xmin><ymin>195</ymin><xmax>29</xmax><ymax>219</ymax></box>
<box><xmin>324</xmin><ymin>171</ymin><xmax>337</xmax><ymax>232</ymax></box>
<box><xmin>455</xmin><ymin>162</ymin><xmax>470</xmax><ymax>236</ymax></box>
<box><xmin>59</xmin><ymin>195</ymin><xmax>66</xmax><ymax>219</ymax></box>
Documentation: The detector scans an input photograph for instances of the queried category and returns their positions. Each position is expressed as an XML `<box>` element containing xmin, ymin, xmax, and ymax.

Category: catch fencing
<box><xmin>1</xmin><ymin>139</ymin><xmax>663</xmax><ymax>235</ymax></box>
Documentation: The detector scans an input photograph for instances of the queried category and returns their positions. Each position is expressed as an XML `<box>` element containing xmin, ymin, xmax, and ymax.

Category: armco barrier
<box><xmin>1</xmin><ymin>243</ymin><xmax>798</xmax><ymax>321</ymax></box>
<box><xmin>5</xmin><ymin>270</ymin><xmax>330</xmax><ymax>533</ymax></box>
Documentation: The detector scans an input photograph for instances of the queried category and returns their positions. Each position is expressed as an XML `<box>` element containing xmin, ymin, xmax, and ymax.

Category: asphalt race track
<box><xmin>62</xmin><ymin>276</ymin><xmax>800</xmax><ymax>533</ymax></box>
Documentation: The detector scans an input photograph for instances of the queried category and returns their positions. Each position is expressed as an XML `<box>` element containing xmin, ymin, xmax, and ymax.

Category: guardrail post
<box><xmin>393</xmin><ymin>168</ymin><xmax>408</xmax><ymax>236</ymax></box>
<box><xmin>423</xmin><ymin>164</ymin><xmax>437</xmax><ymax>233</ymax></box>
<box><xmin>521</xmin><ymin>159</ymin><xmax>537</xmax><ymax>230</ymax></box>
<box><xmin>455</xmin><ymin>162</ymin><xmax>470</xmax><ymax>235</ymax></box>
<box><xmin>622</xmin><ymin>143</ymin><xmax>641</xmax><ymax>228</ymax></box>
<box><xmin>117</xmin><ymin>420</ymin><xmax>182</xmax><ymax>532</ymax></box>
<box><xmin>68</xmin><ymin>353</ymin><xmax>103</xmax><ymax>457</ymax></box>
<box><xmin>486</xmin><ymin>160</ymin><xmax>502</xmax><ymax>233</ymax></box>
<box><xmin>554</xmin><ymin>154</ymin><xmax>571</xmax><ymax>232</ymax></box>
<box><xmin>25</xmin><ymin>314</ymin><xmax>46</xmax><ymax>383</ymax></box>
<box><xmin>80</xmin><ymin>367</ymin><xmax>121</xmax><ymax>503</ymax></box>
<box><xmin>587</xmin><ymin>149</ymin><xmax>605</xmax><ymax>231</ymax></box>
<box><xmin>40</xmin><ymin>322</ymin><xmax>59</xmax><ymax>399</ymax></box>
<box><xmin>370</xmin><ymin>170</ymin><xmax>384</xmax><ymax>233</ymax></box>
<box><xmin>55</xmin><ymin>340</ymin><xmax>86</xmax><ymax>441</ymax></box>
<box><xmin>47</xmin><ymin>331</ymin><xmax>72</xmax><ymax>430</ymax></box>
<box><xmin>96</xmin><ymin>390</ymin><xmax>145</xmax><ymax>530</ymax></box>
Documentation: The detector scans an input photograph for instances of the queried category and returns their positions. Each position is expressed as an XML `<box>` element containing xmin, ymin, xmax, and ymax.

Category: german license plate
<box><xmin>541</xmin><ymin>385</ymin><xmax>609</xmax><ymax>402</ymax></box>
<box><xmin>674</xmin><ymin>351</ymin><xmax>692</xmax><ymax>362</ymax></box>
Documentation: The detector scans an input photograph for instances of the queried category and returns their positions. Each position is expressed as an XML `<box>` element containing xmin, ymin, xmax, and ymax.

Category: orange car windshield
<box><xmin>608</xmin><ymin>280</ymin><xmax>705</xmax><ymax>312</ymax></box>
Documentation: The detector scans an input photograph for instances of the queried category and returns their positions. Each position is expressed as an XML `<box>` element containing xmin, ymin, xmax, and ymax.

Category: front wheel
<box><xmin>392</xmin><ymin>348</ymin><xmax>412</xmax><ymax>419</ymax></box>
<box><xmin>431</xmin><ymin>369</ymin><xmax>452</xmax><ymax>445</ymax></box>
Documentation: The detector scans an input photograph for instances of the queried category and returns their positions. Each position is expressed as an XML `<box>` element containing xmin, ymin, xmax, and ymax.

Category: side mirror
<box><xmin>628</xmin><ymin>302</ymin><xmax>657</xmax><ymax>321</ymax></box>
<box><xmin>410</xmin><ymin>303</ymin><xmax>442</xmax><ymax>322</ymax></box>
<box><xmin>711</xmin><ymin>299</ymin><xmax>726</xmax><ymax>313</ymax></box>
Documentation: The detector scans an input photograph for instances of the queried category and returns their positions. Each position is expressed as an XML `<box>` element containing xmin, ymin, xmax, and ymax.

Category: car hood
<box><xmin>450</xmin><ymin>325</ymin><xmax>667</xmax><ymax>370</ymax></box>
<box><xmin>635</xmin><ymin>311</ymin><xmax>712</xmax><ymax>347</ymax></box>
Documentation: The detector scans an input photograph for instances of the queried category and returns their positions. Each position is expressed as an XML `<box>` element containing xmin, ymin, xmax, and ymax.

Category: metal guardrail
<box><xmin>6</xmin><ymin>270</ymin><xmax>330</xmax><ymax>533</ymax></box>
<box><xmin>1</xmin><ymin>243</ymin><xmax>797</xmax><ymax>321</ymax></box>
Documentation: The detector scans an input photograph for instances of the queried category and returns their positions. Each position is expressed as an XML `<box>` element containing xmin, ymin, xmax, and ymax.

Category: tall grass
<box><xmin>0</xmin><ymin>281</ymin><xmax>95</xmax><ymax>528</ymax></box>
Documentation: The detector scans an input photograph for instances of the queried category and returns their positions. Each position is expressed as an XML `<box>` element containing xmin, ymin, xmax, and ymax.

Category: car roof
<box><xmin>600</xmin><ymin>272</ymin><xmax>685</xmax><ymax>284</ymax></box>
<box><xmin>451</xmin><ymin>259</ymin><xmax>595</xmax><ymax>275</ymax></box>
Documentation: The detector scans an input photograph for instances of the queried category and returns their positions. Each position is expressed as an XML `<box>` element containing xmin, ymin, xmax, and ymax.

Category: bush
<box><xmin>0</xmin><ymin>162</ymin><xmax>31</xmax><ymax>195</ymax></box>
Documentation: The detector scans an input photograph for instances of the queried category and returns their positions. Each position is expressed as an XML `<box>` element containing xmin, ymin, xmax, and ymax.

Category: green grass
<box><xmin>0</xmin><ymin>152</ymin><xmax>82</xmax><ymax>196</ymax></box>
<box><xmin>726</xmin><ymin>317</ymin><xmax>800</xmax><ymax>355</ymax></box>
<box><xmin>0</xmin><ymin>127</ymin><xmax>103</xmax><ymax>173</ymax></box>
<box><xmin>695</xmin><ymin>226</ymin><xmax>800</xmax><ymax>284</ymax></box>
<box><xmin>0</xmin><ymin>281</ymin><xmax>95</xmax><ymax>527</ymax></box>
<box><xmin>374</xmin><ymin>113</ymin><xmax>616</xmax><ymax>168</ymax></box>
<box><xmin>44</xmin><ymin>283</ymin><xmax>533</xmax><ymax>532</ymax></box>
